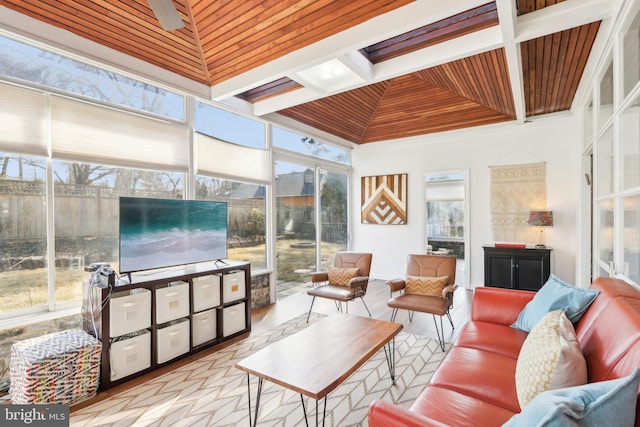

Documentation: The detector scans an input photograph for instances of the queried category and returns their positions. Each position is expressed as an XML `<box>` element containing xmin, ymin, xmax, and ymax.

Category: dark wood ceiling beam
<box><xmin>363</xmin><ymin>2</ymin><xmax>499</xmax><ymax>63</ymax></box>
<box><xmin>238</xmin><ymin>78</ymin><xmax>303</xmax><ymax>103</ymax></box>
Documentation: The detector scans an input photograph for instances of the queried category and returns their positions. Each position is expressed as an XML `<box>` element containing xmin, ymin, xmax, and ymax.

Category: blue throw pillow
<box><xmin>512</xmin><ymin>274</ymin><xmax>600</xmax><ymax>332</ymax></box>
<box><xmin>503</xmin><ymin>368</ymin><xmax>640</xmax><ymax>427</ymax></box>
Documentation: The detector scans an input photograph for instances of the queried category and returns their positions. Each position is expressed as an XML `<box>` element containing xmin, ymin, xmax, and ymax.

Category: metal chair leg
<box><xmin>334</xmin><ymin>300</ymin><xmax>343</xmax><ymax>313</ymax></box>
<box><xmin>446</xmin><ymin>310</ymin><xmax>454</xmax><ymax>329</ymax></box>
<box><xmin>432</xmin><ymin>315</ymin><xmax>446</xmax><ymax>352</ymax></box>
<box><xmin>390</xmin><ymin>307</ymin><xmax>398</xmax><ymax>322</ymax></box>
<box><xmin>360</xmin><ymin>297</ymin><xmax>371</xmax><ymax>317</ymax></box>
<box><xmin>306</xmin><ymin>296</ymin><xmax>316</xmax><ymax>323</ymax></box>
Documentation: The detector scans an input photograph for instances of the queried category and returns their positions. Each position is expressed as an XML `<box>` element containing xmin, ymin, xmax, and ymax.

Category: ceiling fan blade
<box><xmin>147</xmin><ymin>0</ymin><xmax>184</xmax><ymax>31</ymax></box>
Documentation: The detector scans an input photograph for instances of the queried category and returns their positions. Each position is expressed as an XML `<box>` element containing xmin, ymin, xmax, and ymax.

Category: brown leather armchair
<box><xmin>387</xmin><ymin>254</ymin><xmax>457</xmax><ymax>350</ymax></box>
<box><xmin>306</xmin><ymin>252</ymin><xmax>373</xmax><ymax>322</ymax></box>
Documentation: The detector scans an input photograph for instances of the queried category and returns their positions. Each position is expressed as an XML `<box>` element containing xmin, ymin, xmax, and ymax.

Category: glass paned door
<box><xmin>275</xmin><ymin>161</ymin><xmax>317</xmax><ymax>299</ymax></box>
<box><xmin>319</xmin><ymin>170</ymin><xmax>348</xmax><ymax>272</ymax></box>
<box><xmin>424</xmin><ymin>171</ymin><xmax>469</xmax><ymax>288</ymax></box>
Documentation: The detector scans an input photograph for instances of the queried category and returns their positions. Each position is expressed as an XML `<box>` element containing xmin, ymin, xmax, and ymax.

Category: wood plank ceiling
<box><xmin>0</xmin><ymin>0</ymin><xmax>607</xmax><ymax>145</ymax></box>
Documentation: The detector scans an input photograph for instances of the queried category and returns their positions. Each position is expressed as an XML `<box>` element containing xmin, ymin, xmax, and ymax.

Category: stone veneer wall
<box><xmin>250</xmin><ymin>272</ymin><xmax>271</xmax><ymax>309</ymax></box>
<box><xmin>0</xmin><ymin>272</ymin><xmax>272</xmax><ymax>393</ymax></box>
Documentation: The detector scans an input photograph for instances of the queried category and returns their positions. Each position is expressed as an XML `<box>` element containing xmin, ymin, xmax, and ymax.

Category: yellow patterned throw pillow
<box><xmin>404</xmin><ymin>275</ymin><xmax>449</xmax><ymax>297</ymax></box>
<box><xmin>328</xmin><ymin>267</ymin><xmax>360</xmax><ymax>287</ymax></box>
<box><xmin>515</xmin><ymin>310</ymin><xmax>587</xmax><ymax>408</ymax></box>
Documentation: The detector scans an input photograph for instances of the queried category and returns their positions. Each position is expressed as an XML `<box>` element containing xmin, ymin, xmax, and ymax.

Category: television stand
<box><xmin>85</xmin><ymin>260</ymin><xmax>251</xmax><ymax>390</ymax></box>
<box><xmin>215</xmin><ymin>259</ymin><xmax>229</xmax><ymax>266</ymax></box>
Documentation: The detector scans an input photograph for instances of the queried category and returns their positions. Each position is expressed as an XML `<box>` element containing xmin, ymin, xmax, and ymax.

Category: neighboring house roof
<box><xmin>228</xmin><ymin>170</ymin><xmax>314</xmax><ymax>199</ymax></box>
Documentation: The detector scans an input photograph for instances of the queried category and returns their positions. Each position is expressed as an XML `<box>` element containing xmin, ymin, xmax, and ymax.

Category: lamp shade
<box><xmin>527</xmin><ymin>210</ymin><xmax>554</xmax><ymax>227</ymax></box>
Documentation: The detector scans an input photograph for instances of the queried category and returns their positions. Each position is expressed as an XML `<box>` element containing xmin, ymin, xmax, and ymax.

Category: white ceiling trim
<box><xmin>515</xmin><ymin>0</ymin><xmax>614</xmax><ymax>43</ymax></box>
<box><xmin>254</xmin><ymin>26</ymin><xmax>503</xmax><ymax>116</ymax></box>
<box><xmin>240</xmin><ymin>0</ymin><xmax>613</xmax><ymax>118</ymax></box>
<box><xmin>209</xmin><ymin>0</ymin><xmax>490</xmax><ymax>101</ymax></box>
<box><xmin>496</xmin><ymin>0</ymin><xmax>525</xmax><ymax>123</ymax></box>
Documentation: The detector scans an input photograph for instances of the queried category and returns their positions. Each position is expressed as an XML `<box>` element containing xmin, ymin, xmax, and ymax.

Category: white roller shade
<box><xmin>196</xmin><ymin>132</ymin><xmax>271</xmax><ymax>183</ymax></box>
<box><xmin>0</xmin><ymin>82</ymin><xmax>48</xmax><ymax>156</ymax></box>
<box><xmin>51</xmin><ymin>96</ymin><xmax>189</xmax><ymax>170</ymax></box>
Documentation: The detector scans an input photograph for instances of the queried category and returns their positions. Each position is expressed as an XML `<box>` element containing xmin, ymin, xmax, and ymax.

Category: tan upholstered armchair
<box><xmin>306</xmin><ymin>252</ymin><xmax>373</xmax><ymax>322</ymax></box>
<box><xmin>387</xmin><ymin>254</ymin><xmax>457</xmax><ymax>350</ymax></box>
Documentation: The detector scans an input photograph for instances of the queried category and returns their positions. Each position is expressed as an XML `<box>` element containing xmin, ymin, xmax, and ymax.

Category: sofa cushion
<box><xmin>430</xmin><ymin>346</ymin><xmax>521</xmax><ymax>412</ymax></box>
<box><xmin>405</xmin><ymin>275</ymin><xmax>448</xmax><ymax>297</ymax></box>
<box><xmin>454</xmin><ymin>320</ymin><xmax>528</xmax><ymax>360</ymax></box>
<box><xmin>504</xmin><ymin>368</ymin><xmax>640</xmax><ymax>427</ymax></box>
<box><xmin>409</xmin><ymin>385</ymin><xmax>516</xmax><ymax>427</ymax></box>
<box><xmin>515</xmin><ymin>310</ymin><xmax>587</xmax><ymax>408</ymax></box>
<box><xmin>327</xmin><ymin>267</ymin><xmax>359</xmax><ymax>287</ymax></box>
<box><xmin>512</xmin><ymin>274</ymin><xmax>600</xmax><ymax>332</ymax></box>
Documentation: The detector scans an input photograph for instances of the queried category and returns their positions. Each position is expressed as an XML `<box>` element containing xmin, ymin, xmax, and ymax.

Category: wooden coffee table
<box><xmin>235</xmin><ymin>313</ymin><xmax>403</xmax><ymax>426</ymax></box>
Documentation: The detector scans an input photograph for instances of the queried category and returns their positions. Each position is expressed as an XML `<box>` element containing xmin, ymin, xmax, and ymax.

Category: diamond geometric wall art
<box><xmin>361</xmin><ymin>173</ymin><xmax>407</xmax><ymax>224</ymax></box>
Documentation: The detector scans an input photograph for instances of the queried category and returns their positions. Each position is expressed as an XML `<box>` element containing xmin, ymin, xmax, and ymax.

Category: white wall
<box><xmin>351</xmin><ymin>114</ymin><xmax>579</xmax><ymax>287</ymax></box>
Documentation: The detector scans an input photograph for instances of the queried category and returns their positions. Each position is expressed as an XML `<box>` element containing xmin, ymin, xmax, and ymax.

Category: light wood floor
<box><xmin>253</xmin><ymin>279</ymin><xmax>473</xmax><ymax>343</ymax></box>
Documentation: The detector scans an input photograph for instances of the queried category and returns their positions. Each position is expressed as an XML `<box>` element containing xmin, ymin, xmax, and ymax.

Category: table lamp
<box><xmin>527</xmin><ymin>210</ymin><xmax>553</xmax><ymax>248</ymax></box>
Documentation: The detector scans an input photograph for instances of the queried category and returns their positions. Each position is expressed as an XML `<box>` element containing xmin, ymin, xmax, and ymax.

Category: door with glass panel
<box><xmin>318</xmin><ymin>170</ymin><xmax>348</xmax><ymax>271</ymax></box>
<box><xmin>275</xmin><ymin>161</ymin><xmax>317</xmax><ymax>298</ymax></box>
<box><xmin>424</xmin><ymin>171</ymin><xmax>470</xmax><ymax>288</ymax></box>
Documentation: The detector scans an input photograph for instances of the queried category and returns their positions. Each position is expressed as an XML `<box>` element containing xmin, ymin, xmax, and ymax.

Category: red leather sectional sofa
<box><xmin>368</xmin><ymin>277</ymin><xmax>640</xmax><ymax>426</ymax></box>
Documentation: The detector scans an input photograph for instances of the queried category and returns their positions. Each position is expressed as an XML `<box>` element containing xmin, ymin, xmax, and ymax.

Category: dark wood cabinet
<box><xmin>483</xmin><ymin>246</ymin><xmax>552</xmax><ymax>291</ymax></box>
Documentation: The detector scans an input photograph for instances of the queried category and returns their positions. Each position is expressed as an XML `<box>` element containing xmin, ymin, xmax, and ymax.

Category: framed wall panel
<box><xmin>361</xmin><ymin>173</ymin><xmax>407</xmax><ymax>224</ymax></box>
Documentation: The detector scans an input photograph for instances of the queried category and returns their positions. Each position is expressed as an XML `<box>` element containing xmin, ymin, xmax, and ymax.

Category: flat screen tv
<box><xmin>119</xmin><ymin>197</ymin><xmax>228</xmax><ymax>274</ymax></box>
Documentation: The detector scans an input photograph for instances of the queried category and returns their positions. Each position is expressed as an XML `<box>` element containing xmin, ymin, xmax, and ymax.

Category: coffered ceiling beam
<box><xmin>217</xmin><ymin>0</ymin><xmax>615</xmax><ymax>118</ymax></box>
<box><xmin>210</xmin><ymin>0</ymin><xmax>490</xmax><ymax>101</ymax></box>
<box><xmin>254</xmin><ymin>26</ymin><xmax>502</xmax><ymax>115</ymax></box>
<box><xmin>515</xmin><ymin>0</ymin><xmax>614</xmax><ymax>43</ymax></box>
<box><xmin>495</xmin><ymin>0</ymin><xmax>525</xmax><ymax>123</ymax></box>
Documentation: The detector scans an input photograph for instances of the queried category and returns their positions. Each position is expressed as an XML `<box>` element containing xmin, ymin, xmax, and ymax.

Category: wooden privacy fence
<box><xmin>0</xmin><ymin>182</ymin><xmax>265</xmax><ymax>240</ymax></box>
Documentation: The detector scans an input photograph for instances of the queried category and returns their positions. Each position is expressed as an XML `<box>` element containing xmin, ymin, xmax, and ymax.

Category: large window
<box><xmin>587</xmin><ymin>4</ymin><xmax>640</xmax><ymax>287</ymax></box>
<box><xmin>195</xmin><ymin>176</ymin><xmax>266</xmax><ymax>270</ymax></box>
<box><xmin>53</xmin><ymin>160</ymin><xmax>183</xmax><ymax>306</ymax></box>
<box><xmin>274</xmin><ymin>159</ymin><xmax>350</xmax><ymax>298</ymax></box>
<box><xmin>0</xmin><ymin>32</ymin><xmax>351</xmax><ymax>321</ymax></box>
<box><xmin>0</xmin><ymin>154</ymin><xmax>47</xmax><ymax>315</ymax></box>
<box><xmin>273</xmin><ymin>126</ymin><xmax>350</xmax><ymax>165</ymax></box>
<box><xmin>195</xmin><ymin>102</ymin><xmax>265</xmax><ymax>148</ymax></box>
<box><xmin>0</xmin><ymin>35</ymin><xmax>184</xmax><ymax>121</ymax></box>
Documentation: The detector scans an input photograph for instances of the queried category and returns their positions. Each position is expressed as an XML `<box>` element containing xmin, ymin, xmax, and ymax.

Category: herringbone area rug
<box><xmin>71</xmin><ymin>314</ymin><xmax>450</xmax><ymax>426</ymax></box>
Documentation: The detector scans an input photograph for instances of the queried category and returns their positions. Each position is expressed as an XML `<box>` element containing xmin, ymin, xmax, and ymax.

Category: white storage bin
<box><xmin>156</xmin><ymin>282</ymin><xmax>189</xmax><ymax>324</ymax></box>
<box><xmin>109</xmin><ymin>288</ymin><xmax>151</xmax><ymax>337</ymax></box>
<box><xmin>223</xmin><ymin>302</ymin><xmax>246</xmax><ymax>337</ymax></box>
<box><xmin>156</xmin><ymin>318</ymin><xmax>190</xmax><ymax>364</ymax></box>
<box><xmin>110</xmin><ymin>330</ymin><xmax>151</xmax><ymax>381</ymax></box>
<box><xmin>222</xmin><ymin>271</ymin><xmax>246</xmax><ymax>303</ymax></box>
<box><xmin>193</xmin><ymin>275</ymin><xmax>221</xmax><ymax>313</ymax></box>
<box><xmin>192</xmin><ymin>309</ymin><xmax>217</xmax><ymax>346</ymax></box>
